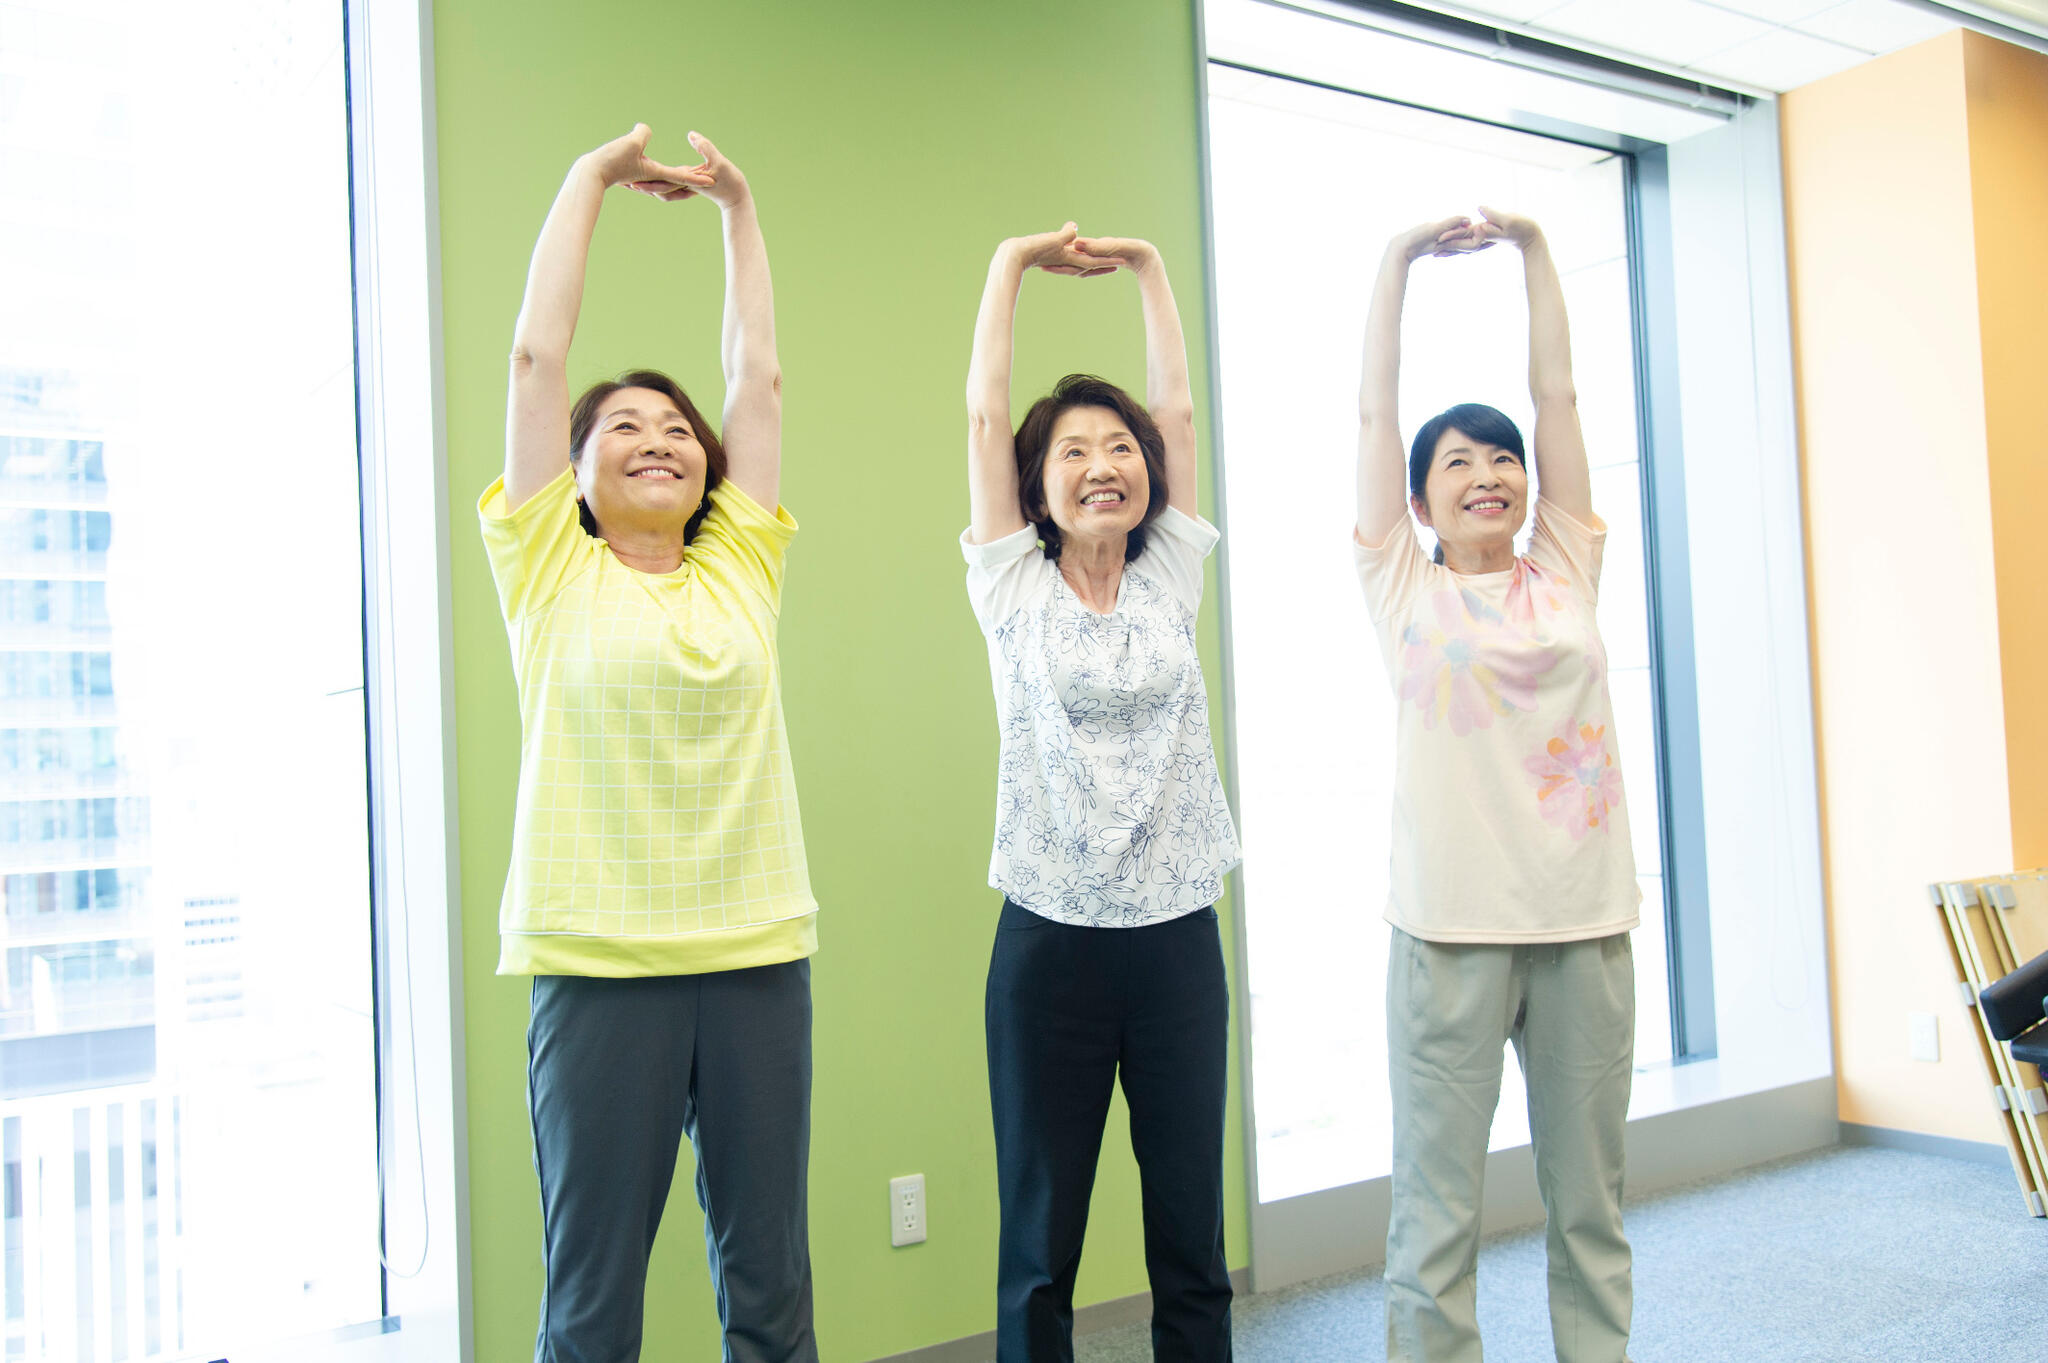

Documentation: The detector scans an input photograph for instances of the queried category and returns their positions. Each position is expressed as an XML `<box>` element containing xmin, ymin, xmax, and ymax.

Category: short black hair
<box><xmin>1408</xmin><ymin>403</ymin><xmax>1525</xmax><ymax>502</ymax></box>
<box><xmin>567</xmin><ymin>368</ymin><xmax>726</xmax><ymax>544</ymax></box>
<box><xmin>1408</xmin><ymin>404</ymin><xmax>1526</xmax><ymax>565</ymax></box>
<box><xmin>1012</xmin><ymin>374</ymin><xmax>1170</xmax><ymax>563</ymax></box>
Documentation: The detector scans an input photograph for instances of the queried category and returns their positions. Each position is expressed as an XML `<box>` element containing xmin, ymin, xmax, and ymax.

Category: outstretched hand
<box><xmin>1007</xmin><ymin>223</ymin><xmax>1119</xmax><ymax>277</ymax></box>
<box><xmin>584</xmin><ymin>123</ymin><xmax>711</xmax><ymax>200</ymax></box>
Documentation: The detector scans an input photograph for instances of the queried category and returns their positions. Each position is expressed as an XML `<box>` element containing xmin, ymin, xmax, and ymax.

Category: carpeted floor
<box><xmin>1064</xmin><ymin>1145</ymin><xmax>2040</xmax><ymax>1362</ymax></box>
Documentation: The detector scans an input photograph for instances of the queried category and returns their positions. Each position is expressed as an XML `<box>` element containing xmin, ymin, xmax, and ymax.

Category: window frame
<box><xmin>276</xmin><ymin>1</ymin><xmax>474</xmax><ymax>1360</ymax></box>
<box><xmin>1627</xmin><ymin>144</ymin><xmax>1717</xmax><ymax>1061</ymax></box>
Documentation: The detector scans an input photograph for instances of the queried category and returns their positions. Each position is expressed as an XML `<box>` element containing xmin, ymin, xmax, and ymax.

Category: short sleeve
<box><xmin>1352</xmin><ymin>517</ymin><xmax>1437</xmax><ymax>622</ymax></box>
<box><xmin>1131</xmin><ymin>507</ymin><xmax>1219</xmax><ymax>612</ymax></box>
<box><xmin>688</xmin><ymin>480</ymin><xmax>798</xmax><ymax>612</ymax></box>
<box><xmin>962</xmin><ymin>524</ymin><xmax>1050</xmax><ymax>633</ymax></box>
<box><xmin>1526</xmin><ymin>498</ymin><xmax>1607</xmax><ymax>604</ymax></box>
<box><xmin>478</xmin><ymin>467</ymin><xmax>595</xmax><ymax>622</ymax></box>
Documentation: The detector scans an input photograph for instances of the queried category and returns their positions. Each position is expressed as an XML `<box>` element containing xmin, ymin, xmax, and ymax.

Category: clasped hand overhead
<box><xmin>1005</xmin><ymin>222</ymin><xmax>1161</xmax><ymax>278</ymax></box>
<box><xmin>584</xmin><ymin>122</ymin><xmax>750</xmax><ymax>209</ymax></box>
<box><xmin>1398</xmin><ymin>206</ymin><xmax>1542</xmax><ymax>260</ymax></box>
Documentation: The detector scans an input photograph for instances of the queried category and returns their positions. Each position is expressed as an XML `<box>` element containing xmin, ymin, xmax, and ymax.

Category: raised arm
<box><xmin>965</xmin><ymin>224</ymin><xmax>1104</xmax><ymax>545</ymax></box>
<box><xmin>679</xmin><ymin>133</ymin><xmax>782</xmax><ymax>510</ymax></box>
<box><xmin>1481</xmin><ymin>206</ymin><xmax>1593</xmax><ymax>523</ymax></box>
<box><xmin>505</xmin><ymin>125</ymin><xmax>706</xmax><ymax>511</ymax></box>
<box><xmin>1357</xmin><ymin>216</ymin><xmax>1478</xmax><ymax>546</ymax></box>
<box><xmin>1073</xmin><ymin>237</ymin><xmax>1198</xmax><ymax>518</ymax></box>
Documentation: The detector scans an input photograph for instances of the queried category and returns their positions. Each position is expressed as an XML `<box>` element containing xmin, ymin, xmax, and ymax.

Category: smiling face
<box><xmin>1039</xmin><ymin>405</ymin><xmax>1150</xmax><ymax>549</ymax></box>
<box><xmin>1412</xmin><ymin>425</ymin><xmax>1529</xmax><ymax>560</ymax></box>
<box><xmin>572</xmin><ymin>386</ymin><xmax>709</xmax><ymax>538</ymax></box>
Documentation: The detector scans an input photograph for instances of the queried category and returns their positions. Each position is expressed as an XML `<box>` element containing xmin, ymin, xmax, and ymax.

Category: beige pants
<box><xmin>1384</xmin><ymin>927</ymin><xmax>1636</xmax><ymax>1363</ymax></box>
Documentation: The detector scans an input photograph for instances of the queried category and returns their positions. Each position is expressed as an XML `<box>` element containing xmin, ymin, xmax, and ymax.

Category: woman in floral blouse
<box><xmin>1353</xmin><ymin>209</ymin><xmax>1641</xmax><ymax>1363</ymax></box>
<box><xmin>961</xmin><ymin>223</ymin><xmax>1240</xmax><ymax>1363</ymax></box>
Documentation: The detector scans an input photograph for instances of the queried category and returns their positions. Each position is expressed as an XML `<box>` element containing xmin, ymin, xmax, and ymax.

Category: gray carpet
<box><xmin>1068</xmin><ymin>1145</ymin><xmax>2041</xmax><ymax>1362</ymax></box>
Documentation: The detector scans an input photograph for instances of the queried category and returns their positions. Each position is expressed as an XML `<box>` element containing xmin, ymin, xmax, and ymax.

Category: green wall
<box><xmin>432</xmin><ymin>2</ymin><xmax>1246</xmax><ymax>1356</ymax></box>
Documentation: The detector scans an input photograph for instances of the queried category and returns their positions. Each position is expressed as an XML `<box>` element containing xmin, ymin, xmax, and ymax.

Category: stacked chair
<box><xmin>1931</xmin><ymin>872</ymin><xmax>2048</xmax><ymax>1216</ymax></box>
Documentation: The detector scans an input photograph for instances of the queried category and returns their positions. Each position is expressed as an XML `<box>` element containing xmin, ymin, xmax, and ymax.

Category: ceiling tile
<box><xmin>1795</xmin><ymin>0</ymin><xmax>1957</xmax><ymax>52</ymax></box>
<box><xmin>1695</xmin><ymin>0</ymin><xmax>1838</xmax><ymax>21</ymax></box>
<box><xmin>1687</xmin><ymin>25</ymin><xmax>1872</xmax><ymax>88</ymax></box>
<box><xmin>1425</xmin><ymin>0</ymin><xmax>1571</xmax><ymax>21</ymax></box>
<box><xmin>1533</xmin><ymin>0</ymin><xmax>1773</xmax><ymax>65</ymax></box>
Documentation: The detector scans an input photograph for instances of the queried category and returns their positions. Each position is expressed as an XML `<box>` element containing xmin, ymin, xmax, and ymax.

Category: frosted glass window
<box><xmin>0</xmin><ymin>1</ymin><xmax>381</xmax><ymax>1357</ymax></box>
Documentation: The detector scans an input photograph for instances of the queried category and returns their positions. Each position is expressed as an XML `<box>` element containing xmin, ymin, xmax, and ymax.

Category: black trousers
<box><xmin>985</xmin><ymin>900</ymin><xmax>1234</xmax><ymax>1363</ymax></box>
<box><xmin>527</xmin><ymin>963</ymin><xmax>816</xmax><ymax>1363</ymax></box>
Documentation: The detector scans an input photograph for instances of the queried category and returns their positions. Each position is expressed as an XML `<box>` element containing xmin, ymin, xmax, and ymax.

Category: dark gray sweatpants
<box><xmin>527</xmin><ymin>961</ymin><xmax>816</xmax><ymax>1363</ymax></box>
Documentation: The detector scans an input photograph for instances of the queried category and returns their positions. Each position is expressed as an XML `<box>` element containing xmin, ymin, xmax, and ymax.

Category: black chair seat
<box><xmin>1981</xmin><ymin>948</ymin><xmax>2048</xmax><ymax>1043</ymax></box>
<box><xmin>2014</xmin><ymin>1023</ymin><xmax>2048</xmax><ymax>1069</ymax></box>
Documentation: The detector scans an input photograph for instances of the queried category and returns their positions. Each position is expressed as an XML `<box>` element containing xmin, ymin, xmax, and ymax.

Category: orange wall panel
<box><xmin>1963</xmin><ymin>31</ymin><xmax>2048</xmax><ymax>872</ymax></box>
<box><xmin>1782</xmin><ymin>31</ymin><xmax>2016</xmax><ymax>1140</ymax></box>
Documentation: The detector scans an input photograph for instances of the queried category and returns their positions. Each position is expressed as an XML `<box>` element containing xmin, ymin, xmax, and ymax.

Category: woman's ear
<box><xmin>1409</xmin><ymin>491</ymin><xmax>1433</xmax><ymax>529</ymax></box>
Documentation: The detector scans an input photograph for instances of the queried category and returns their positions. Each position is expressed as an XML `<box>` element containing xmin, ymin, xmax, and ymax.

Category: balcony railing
<box><xmin>1</xmin><ymin>1080</ymin><xmax>185</xmax><ymax>1359</ymax></box>
<box><xmin>0</xmin><ymin>476</ymin><xmax>110</xmax><ymax>508</ymax></box>
<box><xmin>0</xmin><ymin>766</ymin><xmax>132</xmax><ymax>799</ymax></box>
<box><xmin>0</xmin><ymin>694</ymin><xmax>120</xmax><ymax>724</ymax></box>
<box><xmin>1</xmin><ymin>906</ymin><xmax>152</xmax><ymax>947</ymax></box>
<box><xmin>0</xmin><ymin>622</ymin><xmax>115</xmax><ymax>649</ymax></box>
<box><xmin>0</xmin><ymin>548</ymin><xmax>108</xmax><ymax>579</ymax></box>
<box><xmin>0</xmin><ymin>981</ymin><xmax>154</xmax><ymax>1038</ymax></box>
<box><xmin>0</xmin><ymin>834</ymin><xmax>152</xmax><ymax>872</ymax></box>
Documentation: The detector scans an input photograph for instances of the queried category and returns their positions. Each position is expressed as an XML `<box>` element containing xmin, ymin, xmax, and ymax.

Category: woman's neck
<box><xmin>600</xmin><ymin>521</ymin><xmax>687</xmax><ymax>575</ymax></box>
<box><xmin>1439</xmin><ymin>538</ymin><xmax>1515</xmax><ymax>575</ymax></box>
<box><xmin>1058</xmin><ymin>534</ymin><xmax>1127</xmax><ymax>614</ymax></box>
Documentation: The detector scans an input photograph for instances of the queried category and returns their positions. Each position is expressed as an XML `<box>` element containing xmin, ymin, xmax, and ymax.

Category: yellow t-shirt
<box><xmin>478</xmin><ymin>467</ymin><xmax>818</xmax><ymax>976</ymax></box>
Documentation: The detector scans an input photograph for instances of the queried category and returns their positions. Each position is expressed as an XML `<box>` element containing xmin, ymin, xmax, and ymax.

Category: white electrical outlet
<box><xmin>889</xmin><ymin>1173</ymin><xmax>926</xmax><ymax>1247</ymax></box>
<box><xmin>1909</xmin><ymin>1012</ymin><xmax>1940</xmax><ymax>1063</ymax></box>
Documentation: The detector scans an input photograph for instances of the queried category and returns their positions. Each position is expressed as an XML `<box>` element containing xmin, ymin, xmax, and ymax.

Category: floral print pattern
<box><xmin>1525</xmin><ymin>719</ymin><xmax>1625</xmax><ymax>839</ymax></box>
<box><xmin>1355</xmin><ymin>501</ymin><xmax>1640</xmax><ymax>941</ymax></box>
<box><xmin>1398</xmin><ymin>571</ymin><xmax>1561</xmax><ymax>736</ymax></box>
<box><xmin>973</xmin><ymin>539</ymin><xmax>1240</xmax><ymax>928</ymax></box>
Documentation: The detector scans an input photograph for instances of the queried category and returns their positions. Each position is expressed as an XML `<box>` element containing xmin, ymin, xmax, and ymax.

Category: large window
<box><xmin>1206</xmin><ymin>67</ymin><xmax>1681</xmax><ymax>1202</ymax></box>
<box><xmin>0</xmin><ymin>2</ymin><xmax>388</xmax><ymax>1357</ymax></box>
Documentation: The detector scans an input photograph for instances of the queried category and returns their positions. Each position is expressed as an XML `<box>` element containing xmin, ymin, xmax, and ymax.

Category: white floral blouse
<box><xmin>962</xmin><ymin>508</ymin><xmax>1241</xmax><ymax>927</ymax></box>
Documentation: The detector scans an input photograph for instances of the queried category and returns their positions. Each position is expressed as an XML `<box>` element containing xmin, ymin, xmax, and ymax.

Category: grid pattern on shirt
<box><xmin>486</xmin><ymin>478</ymin><xmax>816</xmax><ymax>941</ymax></box>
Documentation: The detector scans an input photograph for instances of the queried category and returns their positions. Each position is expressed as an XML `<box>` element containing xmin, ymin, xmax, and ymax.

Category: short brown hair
<box><xmin>1013</xmin><ymin>374</ymin><xmax>1169</xmax><ymax>562</ymax></box>
<box><xmin>567</xmin><ymin>369</ymin><xmax>727</xmax><ymax>544</ymax></box>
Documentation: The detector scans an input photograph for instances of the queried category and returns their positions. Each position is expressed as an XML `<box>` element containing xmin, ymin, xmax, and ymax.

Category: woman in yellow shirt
<box><xmin>480</xmin><ymin>124</ymin><xmax>820</xmax><ymax>1363</ymax></box>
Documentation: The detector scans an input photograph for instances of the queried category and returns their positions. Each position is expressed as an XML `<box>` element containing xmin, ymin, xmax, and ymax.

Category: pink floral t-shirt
<box><xmin>1353</xmin><ymin>499</ymin><xmax>1640</xmax><ymax>943</ymax></box>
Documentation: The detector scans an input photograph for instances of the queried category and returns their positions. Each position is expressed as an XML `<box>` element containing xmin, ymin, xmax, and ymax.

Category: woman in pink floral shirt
<box><xmin>1353</xmin><ymin>210</ymin><xmax>1640</xmax><ymax>1363</ymax></box>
